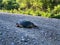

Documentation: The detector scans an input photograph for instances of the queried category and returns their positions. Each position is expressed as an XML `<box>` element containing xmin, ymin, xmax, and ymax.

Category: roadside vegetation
<box><xmin>0</xmin><ymin>0</ymin><xmax>60</xmax><ymax>19</ymax></box>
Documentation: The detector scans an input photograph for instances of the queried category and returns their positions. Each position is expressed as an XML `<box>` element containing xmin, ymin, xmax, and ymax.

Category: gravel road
<box><xmin>0</xmin><ymin>13</ymin><xmax>60</xmax><ymax>45</ymax></box>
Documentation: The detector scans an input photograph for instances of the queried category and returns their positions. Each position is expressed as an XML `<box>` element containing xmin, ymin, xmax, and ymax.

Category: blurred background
<box><xmin>0</xmin><ymin>0</ymin><xmax>60</xmax><ymax>19</ymax></box>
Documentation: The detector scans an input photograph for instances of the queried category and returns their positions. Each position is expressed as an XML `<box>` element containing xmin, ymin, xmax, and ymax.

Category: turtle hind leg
<box><xmin>33</xmin><ymin>25</ymin><xmax>39</xmax><ymax>29</ymax></box>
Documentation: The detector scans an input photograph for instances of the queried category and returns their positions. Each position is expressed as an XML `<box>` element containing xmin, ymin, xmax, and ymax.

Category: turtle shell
<box><xmin>16</xmin><ymin>20</ymin><xmax>38</xmax><ymax>28</ymax></box>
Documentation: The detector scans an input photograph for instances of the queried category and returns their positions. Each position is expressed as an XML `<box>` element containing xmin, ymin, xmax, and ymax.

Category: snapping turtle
<box><xmin>16</xmin><ymin>20</ymin><xmax>38</xmax><ymax>28</ymax></box>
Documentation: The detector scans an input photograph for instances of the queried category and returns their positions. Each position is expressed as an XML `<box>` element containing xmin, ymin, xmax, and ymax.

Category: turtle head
<box><xmin>16</xmin><ymin>23</ymin><xmax>23</xmax><ymax>28</ymax></box>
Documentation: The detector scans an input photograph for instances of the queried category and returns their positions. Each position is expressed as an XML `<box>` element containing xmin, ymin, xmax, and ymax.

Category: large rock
<box><xmin>0</xmin><ymin>13</ymin><xmax>60</xmax><ymax>45</ymax></box>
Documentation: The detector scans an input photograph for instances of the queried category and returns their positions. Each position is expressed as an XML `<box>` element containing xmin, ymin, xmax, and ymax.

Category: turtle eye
<box><xmin>16</xmin><ymin>23</ymin><xmax>18</xmax><ymax>25</ymax></box>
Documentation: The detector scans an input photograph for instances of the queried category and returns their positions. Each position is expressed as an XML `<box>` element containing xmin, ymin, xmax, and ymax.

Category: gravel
<box><xmin>0</xmin><ymin>13</ymin><xmax>60</xmax><ymax>45</ymax></box>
